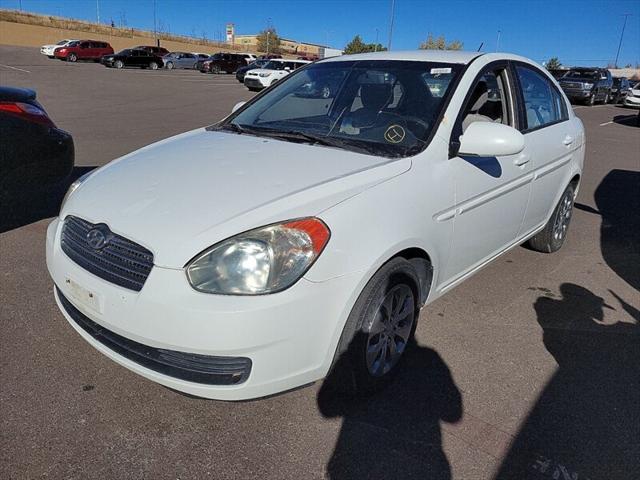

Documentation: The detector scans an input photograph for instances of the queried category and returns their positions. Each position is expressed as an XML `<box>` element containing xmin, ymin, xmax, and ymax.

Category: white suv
<box><xmin>244</xmin><ymin>59</ymin><xmax>311</xmax><ymax>90</ymax></box>
<box><xmin>40</xmin><ymin>39</ymin><xmax>77</xmax><ymax>58</ymax></box>
<box><xmin>47</xmin><ymin>51</ymin><xmax>584</xmax><ymax>400</ymax></box>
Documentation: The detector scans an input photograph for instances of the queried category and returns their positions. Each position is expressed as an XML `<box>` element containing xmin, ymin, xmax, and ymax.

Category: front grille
<box><xmin>61</xmin><ymin>216</ymin><xmax>154</xmax><ymax>292</ymax></box>
<box><xmin>244</xmin><ymin>77</ymin><xmax>262</xmax><ymax>88</ymax></box>
<box><xmin>56</xmin><ymin>287</ymin><xmax>252</xmax><ymax>385</ymax></box>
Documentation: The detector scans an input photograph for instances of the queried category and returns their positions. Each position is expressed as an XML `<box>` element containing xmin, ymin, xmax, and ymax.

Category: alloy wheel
<box><xmin>553</xmin><ymin>191</ymin><xmax>573</xmax><ymax>241</ymax></box>
<box><xmin>365</xmin><ymin>284</ymin><xmax>415</xmax><ymax>377</ymax></box>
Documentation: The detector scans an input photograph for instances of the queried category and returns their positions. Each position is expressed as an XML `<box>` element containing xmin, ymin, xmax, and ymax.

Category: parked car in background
<box><xmin>47</xmin><ymin>51</ymin><xmax>584</xmax><ymax>401</ymax></box>
<box><xmin>134</xmin><ymin>45</ymin><xmax>170</xmax><ymax>57</ymax></box>
<box><xmin>547</xmin><ymin>68</ymin><xmax>568</xmax><ymax>80</ymax></box>
<box><xmin>623</xmin><ymin>82</ymin><xmax>640</xmax><ymax>108</ymax></box>
<box><xmin>101</xmin><ymin>49</ymin><xmax>164</xmax><ymax>70</ymax></box>
<box><xmin>558</xmin><ymin>67</ymin><xmax>612</xmax><ymax>105</ymax></box>
<box><xmin>243</xmin><ymin>59</ymin><xmax>310</xmax><ymax>90</ymax></box>
<box><xmin>259</xmin><ymin>54</ymin><xmax>282</xmax><ymax>60</ymax></box>
<box><xmin>237</xmin><ymin>53</ymin><xmax>257</xmax><ymax>63</ymax></box>
<box><xmin>610</xmin><ymin>77</ymin><xmax>632</xmax><ymax>104</ymax></box>
<box><xmin>40</xmin><ymin>39</ymin><xmax>77</xmax><ymax>58</ymax></box>
<box><xmin>201</xmin><ymin>53</ymin><xmax>249</xmax><ymax>74</ymax></box>
<box><xmin>163</xmin><ymin>52</ymin><xmax>199</xmax><ymax>69</ymax></box>
<box><xmin>54</xmin><ymin>40</ymin><xmax>113</xmax><ymax>62</ymax></box>
<box><xmin>235</xmin><ymin>59</ymin><xmax>270</xmax><ymax>83</ymax></box>
<box><xmin>0</xmin><ymin>86</ymin><xmax>73</xmax><ymax>200</ymax></box>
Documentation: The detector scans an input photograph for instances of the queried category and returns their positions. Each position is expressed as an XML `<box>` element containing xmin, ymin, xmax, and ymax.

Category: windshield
<box><xmin>56</xmin><ymin>40</ymin><xmax>69</xmax><ymax>45</ymax></box>
<box><xmin>263</xmin><ymin>61</ymin><xmax>287</xmax><ymax>70</ymax></box>
<box><xmin>117</xmin><ymin>49</ymin><xmax>131</xmax><ymax>55</ymax></box>
<box><xmin>220</xmin><ymin>60</ymin><xmax>462</xmax><ymax>158</ymax></box>
<box><xmin>564</xmin><ymin>69</ymin><xmax>600</xmax><ymax>79</ymax></box>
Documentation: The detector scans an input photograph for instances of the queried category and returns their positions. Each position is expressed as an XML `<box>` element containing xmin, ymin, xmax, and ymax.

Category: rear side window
<box><xmin>516</xmin><ymin>65</ymin><xmax>568</xmax><ymax>131</ymax></box>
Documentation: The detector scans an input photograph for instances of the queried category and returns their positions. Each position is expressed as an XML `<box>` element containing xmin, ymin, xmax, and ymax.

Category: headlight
<box><xmin>186</xmin><ymin>218</ymin><xmax>330</xmax><ymax>295</ymax></box>
<box><xmin>60</xmin><ymin>171</ymin><xmax>94</xmax><ymax>212</ymax></box>
<box><xmin>259</xmin><ymin>72</ymin><xmax>272</xmax><ymax>77</ymax></box>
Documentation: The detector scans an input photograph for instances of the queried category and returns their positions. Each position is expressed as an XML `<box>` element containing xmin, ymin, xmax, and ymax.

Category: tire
<box><xmin>166</xmin><ymin>61</ymin><xmax>174</xmax><ymax>70</ymax></box>
<box><xmin>247</xmin><ymin>87</ymin><xmax>260</xmax><ymax>92</ymax></box>
<box><xmin>114</xmin><ymin>60</ymin><xmax>124</xmax><ymax>69</ymax></box>
<box><xmin>211</xmin><ymin>65</ymin><xmax>221</xmax><ymax>74</ymax></box>
<box><xmin>329</xmin><ymin>257</ymin><xmax>422</xmax><ymax>395</ymax></box>
<box><xmin>47</xmin><ymin>55</ymin><xmax>55</xmax><ymax>59</ymax></box>
<box><xmin>67</xmin><ymin>53</ymin><xmax>77</xmax><ymax>62</ymax></box>
<box><xmin>587</xmin><ymin>93</ymin><xmax>595</xmax><ymax>106</ymax></box>
<box><xmin>149</xmin><ymin>62</ymin><xmax>158</xmax><ymax>70</ymax></box>
<box><xmin>600</xmin><ymin>92</ymin><xmax>609</xmax><ymax>105</ymax></box>
<box><xmin>527</xmin><ymin>183</ymin><xmax>575</xmax><ymax>253</ymax></box>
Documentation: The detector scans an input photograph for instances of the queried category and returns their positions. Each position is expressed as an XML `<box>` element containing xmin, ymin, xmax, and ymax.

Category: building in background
<box><xmin>235</xmin><ymin>34</ymin><xmax>342</xmax><ymax>58</ymax></box>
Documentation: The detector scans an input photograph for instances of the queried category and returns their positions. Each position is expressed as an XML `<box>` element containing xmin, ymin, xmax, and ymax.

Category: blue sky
<box><xmin>2</xmin><ymin>0</ymin><xmax>639</xmax><ymax>67</ymax></box>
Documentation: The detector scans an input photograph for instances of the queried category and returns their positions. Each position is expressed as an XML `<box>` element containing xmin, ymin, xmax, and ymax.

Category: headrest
<box><xmin>469</xmin><ymin>81</ymin><xmax>489</xmax><ymax>113</ymax></box>
<box><xmin>360</xmin><ymin>83</ymin><xmax>393</xmax><ymax>110</ymax></box>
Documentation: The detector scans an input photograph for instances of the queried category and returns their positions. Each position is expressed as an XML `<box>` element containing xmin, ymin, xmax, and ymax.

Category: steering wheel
<box><xmin>373</xmin><ymin>112</ymin><xmax>431</xmax><ymax>140</ymax></box>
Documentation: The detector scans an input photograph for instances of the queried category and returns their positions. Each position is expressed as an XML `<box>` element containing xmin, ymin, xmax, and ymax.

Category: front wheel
<box><xmin>114</xmin><ymin>60</ymin><xmax>124</xmax><ymax>69</ymax></box>
<box><xmin>211</xmin><ymin>65</ymin><xmax>221</xmax><ymax>74</ymax></box>
<box><xmin>329</xmin><ymin>258</ymin><xmax>421</xmax><ymax>395</ymax></box>
<box><xmin>587</xmin><ymin>93</ymin><xmax>596</xmax><ymax>106</ymax></box>
<box><xmin>67</xmin><ymin>53</ymin><xmax>77</xmax><ymax>62</ymax></box>
<box><xmin>528</xmin><ymin>183</ymin><xmax>575</xmax><ymax>253</ymax></box>
<box><xmin>166</xmin><ymin>61</ymin><xmax>174</xmax><ymax>70</ymax></box>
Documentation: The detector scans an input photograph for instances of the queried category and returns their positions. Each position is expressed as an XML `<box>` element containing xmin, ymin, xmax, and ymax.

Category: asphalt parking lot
<box><xmin>1</xmin><ymin>45</ymin><xmax>638</xmax><ymax>480</ymax></box>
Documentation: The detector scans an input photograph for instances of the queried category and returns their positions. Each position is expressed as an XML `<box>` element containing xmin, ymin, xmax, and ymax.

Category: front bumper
<box><xmin>560</xmin><ymin>87</ymin><xmax>592</xmax><ymax>99</ymax></box>
<box><xmin>244</xmin><ymin>77</ymin><xmax>266</xmax><ymax>89</ymax></box>
<box><xmin>623</xmin><ymin>96</ymin><xmax>640</xmax><ymax>108</ymax></box>
<box><xmin>46</xmin><ymin>217</ymin><xmax>362</xmax><ymax>400</ymax></box>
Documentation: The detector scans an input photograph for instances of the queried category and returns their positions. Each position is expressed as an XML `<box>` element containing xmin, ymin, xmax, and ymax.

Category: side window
<box><xmin>515</xmin><ymin>65</ymin><xmax>566</xmax><ymax>131</ymax></box>
<box><xmin>461</xmin><ymin>68</ymin><xmax>511</xmax><ymax>132</ymax></box>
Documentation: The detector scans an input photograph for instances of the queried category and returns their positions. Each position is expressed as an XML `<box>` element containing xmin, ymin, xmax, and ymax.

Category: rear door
<box><xmin>513</xmin><ymin>63</ymin><xmax>578</xmax><ymax>235</ymax></box>
<box><xmin>180</xmin><ymin>53</ymin><xmax>195</xmax><ymax>69</ymax></box>
<box><xmin>78</xmin><ymin>41</ymin><xmax>92</xmax><ymax>59</ymax></box>
<box><xmin>442</xmin><ymin>62</ymin><xmax>533</xmax><ymax>282</ymax></box>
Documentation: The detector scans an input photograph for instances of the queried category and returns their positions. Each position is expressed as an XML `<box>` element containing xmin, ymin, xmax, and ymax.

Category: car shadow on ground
<box><xmin>317</xmin><ymin>337</ymin><xmax>462</xmax><ymax>480</ymax></box>
<box><xmin>612</xmin><ymin>112</ymin><xmax>640</xmax><ymax>127</ymax></box>
<box><xmin>0</xmin><ymin>166</ymin><xmax>96</xmax><ymax>234</ymax></box>
<box><xmin>575</xmin><ymin>169</ymin><xmax>640</xmax><ymax>292</ymax></box>
<box><xmin>493</xmin><ymin>283</ymin><xmax>639</xmax><ymax>480</ymax></box>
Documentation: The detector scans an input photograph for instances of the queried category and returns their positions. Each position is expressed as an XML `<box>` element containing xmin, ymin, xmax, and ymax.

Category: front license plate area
<box><xmin>64</xmin><ymin>277</ymin><xmax>102</xmax><ymax>314</ymax></box>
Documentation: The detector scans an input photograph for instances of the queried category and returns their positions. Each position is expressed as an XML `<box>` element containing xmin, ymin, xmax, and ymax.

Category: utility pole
<box><xmin>266</xmin><ymin>31</ymin><xmax>270</xmax><ymax>55</ymax></box>
<box><xmin>495</xmin><ymin>30</ymin><xmax>501</xmax><ymax>52</ymax></box>
<box><xmin>615</xmin><ymin>14</ymin><xmax>632</xmax><ymax>68</ymax></box>
<box><xmin>153</xmin><ymin>0</ymin><xmax>158</xmax><ymax>47</ymax></box>
<box><xmin>96</xmin><ymin>0</ymin><xmax>100</xmax><ymax>23</ymax></box>
<box><xmin>375</xmin><ymin>28</ymin><xmax>379</xmax><ymax>51</ymax></box>
<box><xmin>387</xmin><ymin>0</ymin><xmax>395</xmax><ymax>50</ymax></box>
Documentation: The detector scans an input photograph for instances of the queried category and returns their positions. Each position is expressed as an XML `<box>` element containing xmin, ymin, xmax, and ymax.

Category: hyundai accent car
<box><xmin>623</xmin><ymin>82</ymin><xmax>640</xmax><ymax>108</ymax></box>
<box><xmin>47</xmin><ymin>51</ymin><xmax>584</xmax><ymax>400</ymax></box>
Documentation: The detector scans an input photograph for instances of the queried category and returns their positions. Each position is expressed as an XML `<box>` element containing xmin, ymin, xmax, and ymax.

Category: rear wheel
<box><xmin>67</xmin><ymin>53</ymin><xmax>77</xmax><ymax>62</ymax></box>
<box><xmin>528</xmin><ymin>183</ymin><xmax>575</xmax><ymax>253</ymax></box>
<box><xmin>329</xmin><ymin>258</ymin><xmax>421</xmax><ymax>395</ymax></box>
<box><xmin>587</xmin><ymin>93</ymin><xmax>595</xmax><ymax>106</ymax></box>
<box><xmin>149</xmin><ymin>62</ymin><xmax>159</xmax><ymax>70</ymax></box>
<box><xmin>114</xmin><ymin>60</ymin><xmax>124</xmax><ymax>69</ymax></box>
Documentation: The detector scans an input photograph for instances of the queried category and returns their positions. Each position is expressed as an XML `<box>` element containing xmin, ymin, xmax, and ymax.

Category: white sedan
<box><xmin>623</xmin><ymin>82</ymin><xmax>640</xmax><ymax>108</ymax></box>
<box><xmin>47</xmin><ymin>50</ymin><xmax>584</xmax><ymax>400</ymax></box>
<box><xmin>40</xmin><ymin>39</ymin><xmax>77</xmax><ymax>58</ymax></box>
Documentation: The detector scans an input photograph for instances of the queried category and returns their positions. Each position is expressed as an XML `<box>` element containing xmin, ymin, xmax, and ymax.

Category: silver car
<box><xmin>163</xmin><ymin>52</ymin><xmax>199</xmax><ymax>70</ymax></box>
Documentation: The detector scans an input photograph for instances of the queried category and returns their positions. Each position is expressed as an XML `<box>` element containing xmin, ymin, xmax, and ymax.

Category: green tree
<box><xmin>419</xmin><ymin>34</ymin><xmax>463</xmax><ymax>50</ymax></box>
<box><xmin>545</xmin><ymin>57</ymin><xmax>562</xmax><ymax>70</ymax></box>
<box><xmin>344</xmin><ymin>35</ymin><xmax>386</xmax><ymax>54</ymax></box>
<box><xmin>257</xmin><ymin>28</ymin><xmax>281</xmax><ymax>54</ymax></box>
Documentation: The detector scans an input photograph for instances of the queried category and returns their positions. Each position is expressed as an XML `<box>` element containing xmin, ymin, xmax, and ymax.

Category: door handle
<box><xmin>514</xmin><ymin>153</ymin><xmax>531</xmax><ymax>166</ymax></box>
<box><xmin>562</xmin><ymin>135</ymin><xmax>574</xmax><ymax>146</ymax></box>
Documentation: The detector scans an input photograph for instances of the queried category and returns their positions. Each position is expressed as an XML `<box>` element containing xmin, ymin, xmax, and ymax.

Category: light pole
<box><xmin>615</xmin><ymin>14</ymin><xmax>632</xmax><ymax>68</ymax></box>
<box><xmin>375</xmin><ymin>28</ymin><xmax>379</xmax><ymax>51</ymax></box>
<box><xmin>96</xmin><ymin>0</ymin><xmax>100</xmax><ymax>23</ymax></box>
<box><xmin>153</xmin><ymin>0</ymin><xmax>158</xmax><ymax>47</ymax></box>
<box><xmin>266</xmin><ymin>31</ymin><xmax>270</xmax><ymax>55</ymax></box>
<box><xmin>387</xmin><ymin>0</ymin><xmax>395</xmax><ymax>50</ymax></box>
<box><xmin>495</xmin><ymin>30</ymin><xmax>501</xmax><ymax>52</ymax></box>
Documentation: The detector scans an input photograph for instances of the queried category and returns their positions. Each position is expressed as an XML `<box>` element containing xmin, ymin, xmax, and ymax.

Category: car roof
<box><xmin>319</xmin><ymin>50</ymin><xmax>484</xmax><ymax>64</ymax></box>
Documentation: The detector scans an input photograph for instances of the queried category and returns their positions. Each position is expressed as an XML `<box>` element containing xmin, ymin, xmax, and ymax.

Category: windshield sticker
<box><xmin>384</xmin><ymin>125</ymin><xmax>406</xmax><ymax>144</ymax></box>
<box><xmin>430</xmin><ymin>67</ymin><xmax>452</xmax><ymax>74</ymax></box>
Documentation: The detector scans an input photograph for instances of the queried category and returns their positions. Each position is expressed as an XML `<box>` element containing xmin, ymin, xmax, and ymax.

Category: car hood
<box><xmin>64</xmin><ymin>128</ymin><xmax>411</xmax><ymax>268</ymax></box>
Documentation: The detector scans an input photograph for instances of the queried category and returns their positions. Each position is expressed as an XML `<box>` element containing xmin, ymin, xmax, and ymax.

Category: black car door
<box><xmin>125</xmin><ymin>50</ymin><xmax>140</xmax><ymax>67</ymax></box>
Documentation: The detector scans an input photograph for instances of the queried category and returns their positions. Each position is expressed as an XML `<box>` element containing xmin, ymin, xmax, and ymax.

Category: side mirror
<box><xmin>232</xmin><ymin>101</ymin><xmax>246</xmax><ymax>113</ymax></box>
<box><xmin>458</xmin><ymin>122</ymin><xmax>525</xmax><ymax>157</ymax></box>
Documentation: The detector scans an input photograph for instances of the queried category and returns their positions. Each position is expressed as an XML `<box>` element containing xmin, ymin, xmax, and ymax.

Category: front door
<box><xmin>442</xmin><ymin>64</ymin><xmax>533</xmax><ymax>284</ymax></box>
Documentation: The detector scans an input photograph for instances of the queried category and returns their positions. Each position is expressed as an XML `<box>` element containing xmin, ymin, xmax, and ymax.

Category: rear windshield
<box><xmin>220</xmin><ymin>60</ymin><xmax>462</xmax><ymax>158</ymax></box>
<box><xmin>564</xmin><ymin>69</ymin><xmax>600</xmax><ymax>79</ymax></box>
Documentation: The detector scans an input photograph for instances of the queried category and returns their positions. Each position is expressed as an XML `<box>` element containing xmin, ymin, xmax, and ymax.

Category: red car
<box><xmin>54</xmin><ymin>40</ymin><xmax>114</xmax><ymax>62</ymax></box>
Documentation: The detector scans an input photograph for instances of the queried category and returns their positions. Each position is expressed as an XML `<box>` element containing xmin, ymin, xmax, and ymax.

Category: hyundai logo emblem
<box><xmin>86</xmin><ymin>227</ymin><xmax>109</xmax><ymax>250</ymax></box>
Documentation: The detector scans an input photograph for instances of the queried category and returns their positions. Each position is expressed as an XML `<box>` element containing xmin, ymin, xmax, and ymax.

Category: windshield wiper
<box><xmin>219</xmin><ymin>123</ymin><xmax>246</xmax><ymax>134</ymax></box>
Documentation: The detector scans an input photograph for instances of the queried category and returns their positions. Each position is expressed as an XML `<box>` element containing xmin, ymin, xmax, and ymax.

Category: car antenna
<box><xmin>477</xmin><ymin>42</ymin><xmax>484</xmax><ymax>52</ymax></box>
